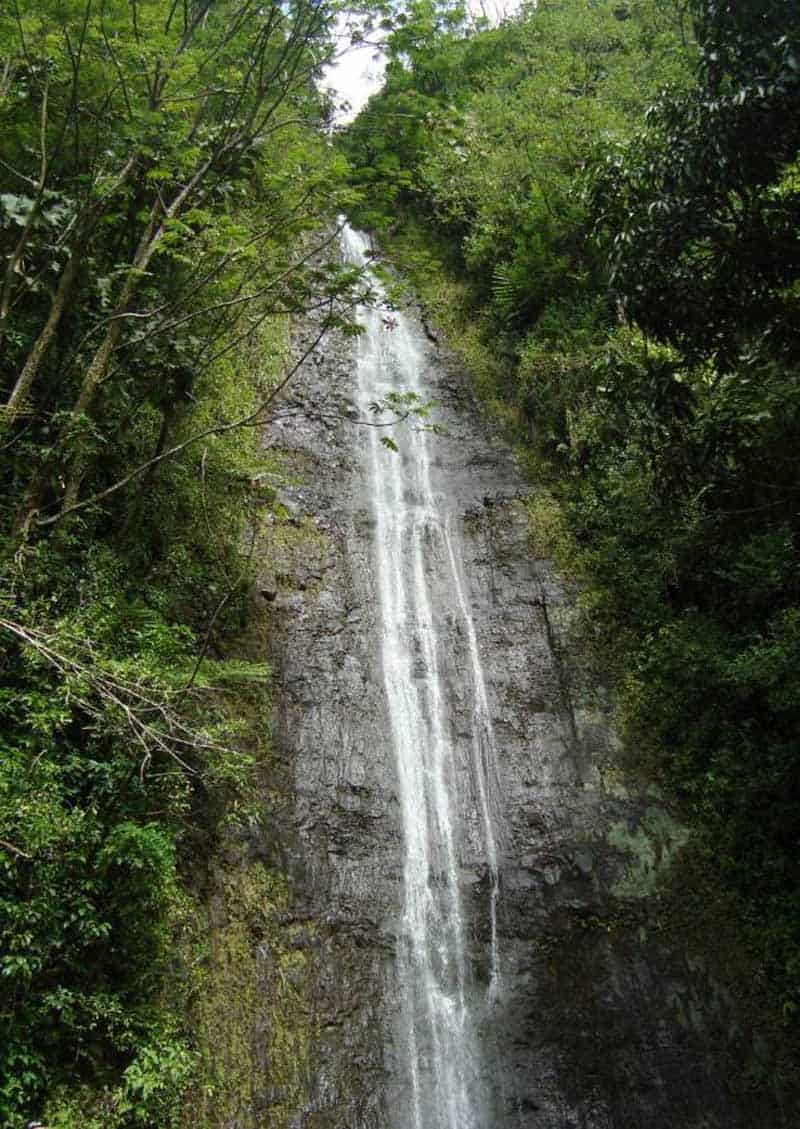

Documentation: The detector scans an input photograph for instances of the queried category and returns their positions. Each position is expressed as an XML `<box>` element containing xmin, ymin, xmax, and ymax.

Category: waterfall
<box><xmin>341</xmin><ymin>224</ymin><xmax>503</xmax><ymax>1129</ymax></box>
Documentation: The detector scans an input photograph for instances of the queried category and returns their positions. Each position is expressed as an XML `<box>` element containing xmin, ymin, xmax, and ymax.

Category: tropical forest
<box><xmin>1</xmin><ymin>1</ymin><xmax>799</xmax><ymax>1127</ymax></box>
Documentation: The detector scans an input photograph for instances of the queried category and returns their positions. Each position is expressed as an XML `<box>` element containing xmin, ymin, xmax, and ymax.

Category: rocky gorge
<box><xmin>186</xmin><ymin>229</ymin><xmax>786</xmax><ymax>1129</ymax></box>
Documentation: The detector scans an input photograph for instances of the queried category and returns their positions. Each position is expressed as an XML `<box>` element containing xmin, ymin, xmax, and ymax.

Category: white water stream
<box><xmin>342</xmin><ymin>224</ymin><xmax>503</xmax><ymax>1129</ymax></box>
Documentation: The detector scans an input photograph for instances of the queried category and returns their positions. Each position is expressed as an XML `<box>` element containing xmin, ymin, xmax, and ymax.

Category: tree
<box><xmin>586</xmin><ymin>0</ymin><xmax>800</xmax><ymax>366</ymax></box>
<box><xmin>0</xmin><ymin>3</ymin><xmax>367</xmax><ymax>1123</ymax></box>
<box><xmin>0</xmin><ymin>0</ymin><xmax>359</xmax><ymax>533</ymax></box>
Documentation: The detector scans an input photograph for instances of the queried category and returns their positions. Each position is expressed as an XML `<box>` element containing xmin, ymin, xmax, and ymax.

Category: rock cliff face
<box><xmin>192</xmin><ymin>242</ymin><xmax>782</xmax><ymax>1129</ymax></box>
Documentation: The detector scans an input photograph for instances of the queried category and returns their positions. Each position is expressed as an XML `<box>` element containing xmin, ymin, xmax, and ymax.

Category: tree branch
<box><xmin>35</xmin><ymin>305</ymin><xmax>335</xmax><ymax>527</ymax></box>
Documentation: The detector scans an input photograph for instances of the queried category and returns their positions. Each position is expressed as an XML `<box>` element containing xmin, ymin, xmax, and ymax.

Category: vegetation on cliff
<box><xmin>0</xmin><ymin>1</ymin><xmax>360</xmax><ymax>1124</ymax></box>
<box><xmin>342</xmin><ymin>0</ymin><xmax>800</xmax><ymax>1050</ymax></box>
<box><xmin>3</xmin><ymin>0</ymin><xmax>799</xmax><ymax>1120</ymax></box>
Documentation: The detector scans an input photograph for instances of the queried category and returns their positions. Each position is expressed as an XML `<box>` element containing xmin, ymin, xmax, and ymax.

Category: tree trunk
<box><xmin>5</xmin><ymin>250</ymin><xmax>81</xmax><ymax>418</ymax></box>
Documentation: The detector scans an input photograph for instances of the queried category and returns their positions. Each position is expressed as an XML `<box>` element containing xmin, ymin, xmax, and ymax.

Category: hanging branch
<box><xmin>33</xmin><ymin>299</ymin><xmax>336</xmax><ymax>528</ymax></box>
<box><xmin>0</xmin><ymin>616</ymin><xmax>232</xmax><ymax>778</ymax></box>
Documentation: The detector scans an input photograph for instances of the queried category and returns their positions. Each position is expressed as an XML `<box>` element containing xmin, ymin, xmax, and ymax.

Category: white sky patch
<box><xmin>322</xmin><ymin>15</ymin><xmax>387</xmax><ymax>125</ymax></box>
<box><xmin>469</xmin><ymin>0</ymin><xmax>519</xmax><ymax>23</ymax></box>
<box><xmin>323</xmin><ymin>1</ymin><xmax>520</xmax><ymax>125</ymax></box>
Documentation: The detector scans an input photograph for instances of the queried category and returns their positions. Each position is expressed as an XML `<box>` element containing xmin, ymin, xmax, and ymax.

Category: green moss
<box><xmin>598</xmin><ymin>765</ymin><xmax>631</xmax><ymax>800</ymax></box>
<box><xmin>265</xmin><ymin>514</ymin><xmax>329</xmax><ymax>556</ymax></box>
<box><xmin>525</xmin><ymin>489</ymin><xmax>571</xmax><ymax>562</ymax></box>
<box><xmin>183</xmin><ymin>857</ymin><xmax>318</xmax><ymax>1129</ymax></box>
<box><xmin>256</xmin><ymin>507</ymin><xmax>333</xmax><ymax>600</ymax></box>
<box><xmin>608</xmin><ymin>807</ymin><xmax>690</xmax><ymax>899</ymax></box>
<box><xmin>179</xmin><ymin>526</ymin><xmax>320</xmax><ymax>1128</ymax></box>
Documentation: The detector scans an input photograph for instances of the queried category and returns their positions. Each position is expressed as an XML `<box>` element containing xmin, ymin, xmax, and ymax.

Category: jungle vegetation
<box><xmin>2</xmin><ymin>0</ymin><xmax>799</xmax><ymax>1122</ymax></box>
<box><xmin>342</xmin><ymin>0</ymin><xmax>800</xmax><ymax>1064</ymax></box>
<box><xmin>0</xmin><ymin>0</ymin><xmax>362</xmax><ymax>1124</ymax></box>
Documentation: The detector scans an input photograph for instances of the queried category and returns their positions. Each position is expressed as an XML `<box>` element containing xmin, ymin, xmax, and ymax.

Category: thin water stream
<box><xmin>342</xmin><ymin>224</ymin><xmax>503</xmax><ymax>1129</ymax></box>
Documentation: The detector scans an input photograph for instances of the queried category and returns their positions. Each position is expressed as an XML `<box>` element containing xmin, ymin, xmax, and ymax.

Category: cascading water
<box><xmin>341</xmin><ymin>224</ymin><xmax>503</xmax><ymax>1129</ymax></box>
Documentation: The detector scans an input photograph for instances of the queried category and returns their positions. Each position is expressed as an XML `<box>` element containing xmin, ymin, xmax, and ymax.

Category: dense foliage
<box><xmin>3</xmin><ymin>0</ymin><xmax>799</xmax><ymax>1117</ymax></box>
<box><xmin>0</xmin><ymin>1</ymin><xmax>359</xmax><ymax>1124</ymax></box>
<box><xmin>343</xmin><ymin>0</ymin><xmax>800</xmax><ymax>1054</ymax></box>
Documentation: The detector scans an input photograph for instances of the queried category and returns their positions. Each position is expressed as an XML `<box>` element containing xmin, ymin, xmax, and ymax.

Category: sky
<box><xmin>321</xmin><ymin>15</ymin><xmax>387</xmax><ymax>125</ymax></box>
<box><xmin>322</xmin><ymin>1</ymin><xmax>520</xmax><ymax>124</ymax></box>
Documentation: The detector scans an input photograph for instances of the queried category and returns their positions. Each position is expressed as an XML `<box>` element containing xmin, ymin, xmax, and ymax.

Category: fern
<box><xmin>491</xmin><ymin>262</ymin><xmax>521</xmax><ymax>322</ymax></box>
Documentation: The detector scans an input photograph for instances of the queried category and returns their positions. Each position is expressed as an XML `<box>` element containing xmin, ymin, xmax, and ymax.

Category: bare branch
<box><xmin>0</xmin><ymin>838</ymin><xmax>32</xmax><ymax>860</ymax></box>
<box><xmin>0</xmin><ymin>616</ymin><xmax>230</xmax><ymax>776</ymax></box>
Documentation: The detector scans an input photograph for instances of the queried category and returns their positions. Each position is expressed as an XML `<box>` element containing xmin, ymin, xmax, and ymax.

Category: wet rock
<box><xmin>194</xmin><ymin>244</ymin><xmax>784</xmax><ymax>1129</ymax></box>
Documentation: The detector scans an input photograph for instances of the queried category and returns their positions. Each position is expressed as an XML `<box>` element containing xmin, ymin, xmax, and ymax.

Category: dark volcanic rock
<box><xmin>221</xmin><ymin>270</ymin><xmax>784</xmax><ymax>1129</ymax></box>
